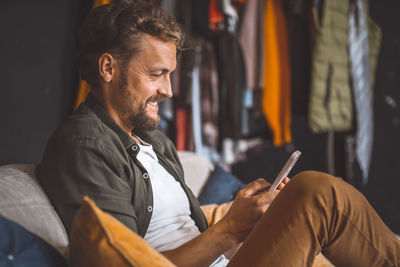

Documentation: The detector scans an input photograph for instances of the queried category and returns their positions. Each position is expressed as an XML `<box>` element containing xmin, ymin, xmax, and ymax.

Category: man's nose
<box><xmin>158</xmin><ymin>78</ymin><xmax>173</xmax><ymax>98</ymax></box>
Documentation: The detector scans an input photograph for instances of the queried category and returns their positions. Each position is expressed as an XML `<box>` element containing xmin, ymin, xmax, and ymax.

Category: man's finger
<box><xmin>276</xmin><ymin>177</ymin><xmax>291</xmax><ymax>190</ymax></box>
<box><xmin>242</xmin><ymin>178</ymin><xmax>270</xmax><ymax>196</ymax></box>
<box><xmin>277</xmin><ymin>182</ymin><xmax>285</xmax><ymax>190</ymax></box>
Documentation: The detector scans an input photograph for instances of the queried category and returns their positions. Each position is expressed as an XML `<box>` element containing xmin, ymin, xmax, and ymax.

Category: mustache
<box><xmin>146</xmin><ymin>95</ymin><xmax>167</xmax><ymax>103</ymax></box>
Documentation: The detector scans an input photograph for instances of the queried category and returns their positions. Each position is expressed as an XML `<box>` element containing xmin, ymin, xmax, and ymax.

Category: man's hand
<box><xmin>161</xmin><ymin>177</ymin><xmax>290</xmax><ymax>267</ymax></box>
<box><xmin>218</xmin><ymin>177</ymin><xmax>290</xmax><ymax>244</ymax></box>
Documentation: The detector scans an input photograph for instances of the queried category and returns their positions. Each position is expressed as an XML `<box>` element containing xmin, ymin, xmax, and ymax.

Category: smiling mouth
<box><xmin>148</xmin><ymin>101</ymin><xmax>158</xmax><ymax>107</ymax></box>
<box><xmin>146</xmin><ymin>95</ymin><xmax>166</xmax><ymax>108</ymax></box>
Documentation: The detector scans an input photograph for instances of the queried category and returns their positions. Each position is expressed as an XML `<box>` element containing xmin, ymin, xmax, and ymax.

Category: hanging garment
<box><xmin>175</xmin><ymin>109</ymin><xmax>188</xmax><ymax>151</ymax></box>
<box><xmin>174</xmin><ymin>49</ymin><xmax>192</xmax><ymax>151</ymax></box>
<box><xmin>262</xmin><ymin>0</ymin><xmax>292</xmax><ymax>146</ymax></box>
<box><xmin>286</xmin><ymin>0</ymin><xmax>311</xmax><ymax>116</ymax></box>
<box><xmin>74</xmin><ymin>0</ymin><xmax>111</xmax><ymax>110</ymax></box>
<box><xmin>199</xmin><ymin>41</ymin><xmax>219</xmax><ymax>149</ymax></box>
<box><xmin>182</xmin><ymin>40</ymin><xmax>221</xmax><ymax>163</ymax></box>
<box><xmin>191</xmin><ymin>53</ymin><xmax>203</xmax><ymax>155</ymax></box>
<box><xmin>217</xmin><ymin>27</ymin><xmax>247</xmax><ymax>141</ymax></box>
<box><xmin>209</xmin><ymin>0</ymin><xmax>224</xmax><ymax>32</ymax></box>
<box><xmin>199</xmin><ymin>40</ymin><xmax>221</xmax><ymax>163</ymax></box>
<box><xmin>238</xmin><ymin>0</ymin><xmax>266</xmax><ymax>90</ymax></box>
<box><xmin>241</xmin><ymin>89</ymin><xmax>253</xmax><ymax>136</ymax></box>
<box><xmin>348</xmin><ymin>0</ymin><xmax>381</xmax><ymax>184</ymax></box>
<box><xmin>308</xmin><ymin>0</ymin><xmax>352</xmax><ymax>132</ymax></box>
<box><xmin>308</xmin><ymin>0</ymin><xmax>381</xmax><ymax>133</ymax></box>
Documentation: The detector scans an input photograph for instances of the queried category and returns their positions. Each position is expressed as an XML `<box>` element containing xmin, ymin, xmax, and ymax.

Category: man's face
<box><xmin>112</xmin><ymin>34</ymin><xmax>177</xmax><ymax>132</ymax></box>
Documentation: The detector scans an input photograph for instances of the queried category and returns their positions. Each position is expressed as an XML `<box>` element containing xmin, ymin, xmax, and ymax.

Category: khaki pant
<box><xmin>228</xmin><ymin>171</ymin><xmax>400</xmax><ymax>267</ymax></box>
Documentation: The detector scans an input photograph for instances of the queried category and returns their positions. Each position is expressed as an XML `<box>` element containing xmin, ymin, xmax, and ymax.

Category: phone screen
<box><xmin>268</xmin><ymin>150</ymin><xmax>302</xmax><ymax>191</ymax></box>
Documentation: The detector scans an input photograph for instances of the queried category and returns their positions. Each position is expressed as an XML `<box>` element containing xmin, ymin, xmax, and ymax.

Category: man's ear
<box><xmin>98</xmin><ymin>53</ymin><xmax>116</xmax><ymax>83</ymax></box>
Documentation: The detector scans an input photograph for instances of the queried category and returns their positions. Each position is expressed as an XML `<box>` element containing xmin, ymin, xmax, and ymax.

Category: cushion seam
<box><xmin>93</xmin><ymin>206</ymin><xmax>136</xmax><ymax>267</ymax></box>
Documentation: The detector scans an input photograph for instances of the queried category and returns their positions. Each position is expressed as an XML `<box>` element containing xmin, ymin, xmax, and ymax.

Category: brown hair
<box><xmin>77</xmin><ymin>0</ymin><xmax>184</xmax><ymax>88</ymax></box>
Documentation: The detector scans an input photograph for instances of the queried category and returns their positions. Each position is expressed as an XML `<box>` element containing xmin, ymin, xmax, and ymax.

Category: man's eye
<box><xmin>152</xmin><ymin>73</ymin><xmax>162</xmax><ymax>77</ymax></box>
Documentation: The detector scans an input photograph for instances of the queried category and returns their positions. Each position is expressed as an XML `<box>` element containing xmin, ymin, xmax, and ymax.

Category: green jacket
<box><xmin>308</xmin><ymin>0</ymin><xmax>381</xmax><ymax>133</ymax></box>
<box><xmin>36</xmin><ymin>93</ymin><xmax>208</xmax><ymax>237</ymax></box>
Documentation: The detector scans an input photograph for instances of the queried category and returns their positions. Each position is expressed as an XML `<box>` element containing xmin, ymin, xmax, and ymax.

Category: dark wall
<box><xmin>0</xmin><ymin>0</ymin><xmax>91</xmax><ymax>165</ymax></box>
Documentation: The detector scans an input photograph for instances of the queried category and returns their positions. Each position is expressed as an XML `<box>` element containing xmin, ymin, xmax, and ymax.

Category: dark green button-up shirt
<box><xmin>36</xmin><ymin>94</ymin><xmax>208</xmax><ymax>237</ymax></box>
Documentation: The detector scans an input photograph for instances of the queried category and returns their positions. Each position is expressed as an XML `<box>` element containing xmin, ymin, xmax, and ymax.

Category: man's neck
<box><xmin>92</xmin><ymin>89</ymin><xmax>140</xmax><ymax>144</ymax></box>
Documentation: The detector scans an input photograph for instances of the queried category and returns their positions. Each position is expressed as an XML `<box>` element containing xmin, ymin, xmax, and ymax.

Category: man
<box><xmin>37</xmin><ymin>0</ymin><xmax>400</xmax><ymax>266</ymax></box>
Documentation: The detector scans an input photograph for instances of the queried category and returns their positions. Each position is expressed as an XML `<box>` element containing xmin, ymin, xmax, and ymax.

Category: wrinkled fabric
<box><xmin>217</xmin><ymin>28</ymin><xmax>247</xmax><ymax>140</ymax></box>
<box><xmin>308</xmin><ymin>0</ymin><xmax>381</xmax><ymax>133</ymax></box>
<box><xmin>238</xmin><ymin>0</ymin><xmax>266</xmax><ymax>90</ymax></box>
<box><xmin>262</xmin><ymin>0</ymin><xmax>292</xmax><ymax>146</ymax></box>
<box><xmin>228</xmin><ymin>171</ymin><xmax>400</xmax><ymax>266</ymax></box>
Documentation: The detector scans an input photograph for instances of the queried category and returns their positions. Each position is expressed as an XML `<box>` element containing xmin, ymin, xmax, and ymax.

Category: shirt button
<box><xmin>143</xmin><ymin>173</ymin><xmax>149</xmax><ymax>179</ymax></box>
<box><xmin>147</xmin><ymin>206</ymin><xmax>153</xmax><ymax>212</ymax></box>
<box><xmin>131</xmin><ymin>145</ymin><xmax>138</xmax><ymax>151</ymax></box>
<box><xmin>7</xmin><ymin>254</ymin><xmax>14</xmax><ymax>261</ymax></box>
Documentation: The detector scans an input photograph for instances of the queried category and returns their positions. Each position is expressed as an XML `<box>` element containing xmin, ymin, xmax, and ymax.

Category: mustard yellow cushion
<box><xmin>200</xmin><ymin>202</ymin><xmax>232</xmax><ymax>227</ymax></box>
<box><xmin>69</xmin><ymin>197</ymin><xmax>176</xmax><ymax>267</ymax></box>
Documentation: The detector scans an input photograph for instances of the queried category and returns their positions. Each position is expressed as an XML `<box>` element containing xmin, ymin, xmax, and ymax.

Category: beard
<box><xmin>119</xmin><ymin>71</ymin><xmax>164</xmax><ymax>132</ymax></box>
<box><xmin>127</xmin><ymin>100</ymin><xmax>160</xmax><ymax>132</ymax></box>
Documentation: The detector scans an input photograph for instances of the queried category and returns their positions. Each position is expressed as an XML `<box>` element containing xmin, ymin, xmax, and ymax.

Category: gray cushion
<box><xmin>178</xmin><ymin>151</ymin><xmax>214</xmax><ymax>197</ymax></box>
<box><xmin>0</xmin><ymin>164</ymin><xmax>68</xmax><ymax>254</ymax></box>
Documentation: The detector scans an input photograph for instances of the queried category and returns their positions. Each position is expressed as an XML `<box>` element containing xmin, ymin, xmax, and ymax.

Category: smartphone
<box><xmin>268</xmin><ymin>150</ymin><xmax>302</xmax><ymax>191</ymax></box>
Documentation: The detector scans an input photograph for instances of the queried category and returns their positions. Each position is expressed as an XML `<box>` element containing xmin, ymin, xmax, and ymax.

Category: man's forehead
<box><xmin>129</xmin><ymin>35</ymin><xmax>177</xmax><ymax>67</ymax></box>
<box><xmin>136</xmin><ymin>34</ymin><xmax>176</xmax><ymax>52</ymax></box>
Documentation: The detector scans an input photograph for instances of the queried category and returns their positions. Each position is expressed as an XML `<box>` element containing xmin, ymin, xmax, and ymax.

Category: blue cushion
<box><xmin>0</xmin><ymin>216</ymin><xmax>67</xmax><ymax>267</ymax></box>
<box><xmin>198</xmin><ymin>164</ymin><xmax>246</xmax><ymax>205</ymax></box>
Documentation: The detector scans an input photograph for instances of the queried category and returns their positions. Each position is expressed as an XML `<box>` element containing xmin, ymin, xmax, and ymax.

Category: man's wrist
<box><xmin>213</xmin><ymin>218</ymin><xmax>242</xmax><ymax>248</ymax></box>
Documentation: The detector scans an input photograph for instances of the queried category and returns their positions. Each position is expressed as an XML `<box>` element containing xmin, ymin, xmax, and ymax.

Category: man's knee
<box><xmin>285</xmin><ymin>170</ymin><xmax>339</xmax><ymax>201</ymax></box>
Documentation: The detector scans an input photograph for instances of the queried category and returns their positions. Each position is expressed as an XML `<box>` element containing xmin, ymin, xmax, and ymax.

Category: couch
<box><xmin>0</xmin><ymin>151</ymin><xmax>333</xmax><ymax>266</ymax></box>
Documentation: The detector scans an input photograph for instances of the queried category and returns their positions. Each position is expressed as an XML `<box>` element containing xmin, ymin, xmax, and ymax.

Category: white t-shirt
<box><xmin>137</xmin><ymin>140</ymin><xmax>229</xmax><ymax>267</ymax></box>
